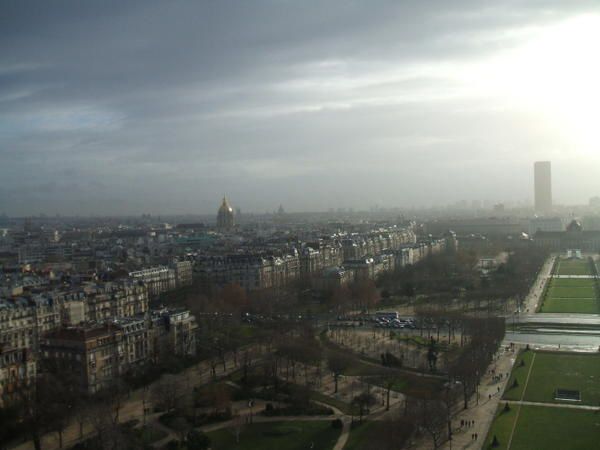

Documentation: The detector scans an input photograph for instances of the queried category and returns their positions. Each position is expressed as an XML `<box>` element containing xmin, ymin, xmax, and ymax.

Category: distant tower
<box><xmin>534</xmin><ymin>161</ymin><xmax>552</xmax><ymax>214</ymax></box>
<box><xmin>216</xmin><ymin>196</ymin><xmax>235</xmax><ymax>230</ymax></box>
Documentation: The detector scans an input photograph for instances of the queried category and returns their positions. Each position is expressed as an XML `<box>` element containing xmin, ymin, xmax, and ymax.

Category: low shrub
<box><xmin>262</xmin><ymin>402</ymin><xmax>334</xmax><ymax>417</ymax></box>
<box><xmin>331</xmin><ymin>418</ymin><xmax>343</xmax><ymax>429</ymax></box>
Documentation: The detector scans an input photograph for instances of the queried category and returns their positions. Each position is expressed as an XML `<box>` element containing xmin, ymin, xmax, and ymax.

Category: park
<box><xmin>485</xmin><ymin>350</ymin><xmax>600</xmax><ymax>449</ymax></box>
<box><xmin>503</xmin><ymin>350</ymin><xmax>600</xmax><ymax>405</ymax></box>
<box><xmin>554</xmin><ymin>258</ymin><xmax>596</xmax><ymax>276</ymax></box>
<box><xmin>538</xmin><ymin>256</ymin><xmax>600</xmax><ymax>314</ymax></box>
<box><xmin>484</xmin><ymin>404</ymin><xmax>599</xmax><ymax>450</ymax></box>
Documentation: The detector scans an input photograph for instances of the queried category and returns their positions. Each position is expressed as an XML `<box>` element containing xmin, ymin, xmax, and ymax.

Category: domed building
<box><xmin>534</xmin><ymin>218</ymin><xmax>600</xmax><ymax>251</ymax></box>
<box><xmin>566</xmin><ymin>219</ymin><xmax>583</xmax><ymax>233</ymax></box>
<box><xmin>217</xmin><ymin>196</ymin><xmax>235</xmax><ymax>230</ymax></box>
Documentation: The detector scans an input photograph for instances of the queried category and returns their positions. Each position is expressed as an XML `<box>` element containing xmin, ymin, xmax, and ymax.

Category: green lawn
<box><xmin>344</xmin><ymin>421</ymin><xmax>376</xmax><ymax>450</ymax></box>
<box><xmin>483</xmin><ymin>404</ymin><xmax>517</xmax><ymax>450</ymax></box>
<box><xmin>344</xmin><ymin>420</ymin><xmax>414</xmax><ymax>450</ymax></box>
<box><xmin>504</xmin><ymin>351</ymin><xmax>600</xmax><ymax>406</ymax></box>
<box><xmin>555</xmin><ymin>259</ymin><xmax>594</xmax><ymax>276</ymax></box>
<box><xmin>484</xmin><ymin>405</ymin><xmax>600</xmax><ymax>450</ymax></box>
<box><xmin>502</xmin><ymin>350</ymin><xmax>534</xmax><ymax>401</ymax></box>
<box><xmin>206</xmin><ymin>421</ymin><xmax>340</xmax><ymax>450</ymax></box>
<box><xmin>551</xmin><ymin>278</ymin><xmax>597</xmax><ymax>288</ymax></box>
<box><xmin>539</xmin><ymin>297</ymin><xmax>600</xmax><ymax>314</ymax></box>
<box><xmin>540</xmin><ymin>278</ymin><xmax>600</xmax><ymax>314</ymax></box>
<box><xmin>547</xmin><ymin>286</ymin><xmax>596</xmax><ymax>299</ymax></box>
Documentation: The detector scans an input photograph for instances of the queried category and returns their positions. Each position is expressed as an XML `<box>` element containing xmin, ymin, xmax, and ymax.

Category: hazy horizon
<box><xmin>2</xmin><ymin>1</ymin><xmax>600</xmax><ymax>216</ymax></box>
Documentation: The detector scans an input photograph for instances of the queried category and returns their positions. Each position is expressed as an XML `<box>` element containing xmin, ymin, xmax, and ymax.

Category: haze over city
<box><xmin>4</xmin><ymin>3</ymin><xmax>600</xmax><ymax>450</ymax></box>
<box><xmin>2</xmin><ymin>1</ymin><xmax>600</xmax><ymax>216</ymax></box>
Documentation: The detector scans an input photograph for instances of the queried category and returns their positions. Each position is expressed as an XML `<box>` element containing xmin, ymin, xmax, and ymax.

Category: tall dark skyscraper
<box><xmin>534</xmin><ymin>161</ymin><xmax>552</xmax><ymax>214</ymax></box>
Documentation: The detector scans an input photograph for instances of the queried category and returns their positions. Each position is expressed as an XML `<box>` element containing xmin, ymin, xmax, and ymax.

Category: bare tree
<box><xmin>88</xmin><ymin>401</ymin><xmax>125</xmax><ymax>450</ymax></box>
<box><xmin>327</xmin><ymin>352</ymin><xmax>351</xmax><ymax>394</ymax></box>
<box><xmin>100</xmin><ymin>379</ymin><xmax>129</xmax><ymax>426</ymax></box>
<box><xmin>151</xmin><ymin>374</ymin><xmax>184</xmax><ymax>413</ymax></box>
<box><xmin>16</xmin><ymin>377</ymin><xmax>51</xmax><ymax>450</ymax></box>
<box><xmin>140</xmin><ymin>384</ymin><xmax>151</xmax><ymax>425</ymax></box>
<box><xmin>414</xmin><ymin>396</ymin><xmax>447</xmax><ymax>449</ymax></box>
<box><xmin>220</xmin><ymin>283</ymin><xmax>249</xmax><ymax>315</ymax></box>
<box><xmin>199</xmin><ymin>382</ymin><xmax>232</xmax><ymax>416</ymax></box>
<box><xmin>352</xmin><ymin>391</ymin><xmax>376</xmax><ymax>423</ymax></box>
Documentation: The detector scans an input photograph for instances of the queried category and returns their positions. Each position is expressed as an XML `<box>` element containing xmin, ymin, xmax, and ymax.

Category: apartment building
<box><xmin>40</xmin><ymin>308</ymin><xmax>197</xmax><ymax>394</ymax></box>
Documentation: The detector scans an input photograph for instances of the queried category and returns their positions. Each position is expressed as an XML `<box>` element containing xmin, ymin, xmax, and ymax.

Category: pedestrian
<box><xmin>476</xmin><ymin>433</ymin><xmax>478</xmax><ymax>440</ymax></box>
<box><xmin>461</xmin><ymin>419</ymin><xmax>464</xmax><ymax>427</ymax></box>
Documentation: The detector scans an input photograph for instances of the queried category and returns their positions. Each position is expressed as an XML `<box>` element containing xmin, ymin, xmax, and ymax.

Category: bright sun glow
<box><xmin>476</xmin><ymin>15</ymin><xmax>600</xmax><ymax>153</ymax></box>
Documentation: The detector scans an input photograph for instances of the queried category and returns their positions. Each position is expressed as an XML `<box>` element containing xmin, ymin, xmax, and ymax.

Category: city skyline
<box><xmin>3</xmin><ymin>4</ymin><xmax>600</xmax><ymax>449</ymax></box>
<box><xmin>2</xmin><ymin>1</ymin><xmax>600</xmax><ymax>215</ymax></box>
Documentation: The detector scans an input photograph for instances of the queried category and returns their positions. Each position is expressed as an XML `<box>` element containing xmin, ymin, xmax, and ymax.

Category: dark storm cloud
<box><xmin>1</xmin><ymin>0</ymin><xmax>599</xmax><ymax>215</ymax></box>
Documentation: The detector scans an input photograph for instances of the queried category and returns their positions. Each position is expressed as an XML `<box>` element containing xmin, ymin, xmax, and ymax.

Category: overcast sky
<box><xmin>1</xmin><ymin>1</ymin><xmax>599</xmax><ymax>215</ymax></box>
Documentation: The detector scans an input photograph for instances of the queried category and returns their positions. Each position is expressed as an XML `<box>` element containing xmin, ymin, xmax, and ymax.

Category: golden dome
<box><xmin>217</xmin><ymin>196</ymin><xmax>235</xmax><ymax>230</ymax></box>
<box><xmin>219</xmin><ymin>196</ymin><xmax>233</xmax><ymax>214</ymax></box>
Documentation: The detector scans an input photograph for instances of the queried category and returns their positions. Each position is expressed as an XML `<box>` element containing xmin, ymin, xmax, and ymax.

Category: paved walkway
<box><xmin>553</xmin><ymin>275</ymin><xmax>597</xmax><ymax>279</ymax></box>
<box><xmin>435</xmin><ymin>345</ymin><xmax>518</xmax><ymax>450</ymax></box>
<box><xmin>524</xmin><ymin>255</ymin><xmax>556</xmax><ymax>313</ymax></box>
<box><xmin>504</xmin><ymin>400</ymin><xmax>600</xmax><ymax>411</ymax></box>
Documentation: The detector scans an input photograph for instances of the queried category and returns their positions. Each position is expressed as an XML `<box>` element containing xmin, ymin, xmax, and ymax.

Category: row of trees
<box><xmin>447</xmin><ymin>316</ymin><xmax>505</xmax><ymax>409</ymax></box>
<box><xmin>388</xmin><ymin>315</ymin><xmax>505</xmax><ymax>449</ymax></box>
<box><xmin>377</xmin><ymin>246</ymin><xmax>549</xmax><ymax>313</ymax></box>
<box><xmin>327</xmin><ymin>279</ymin><xmax>380</xmax><ymax>312</ymax></box>
<box><xmin>3</xmin><ymin>372</ymin><xmax>132</xmax><ymax>450</ymax></box>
